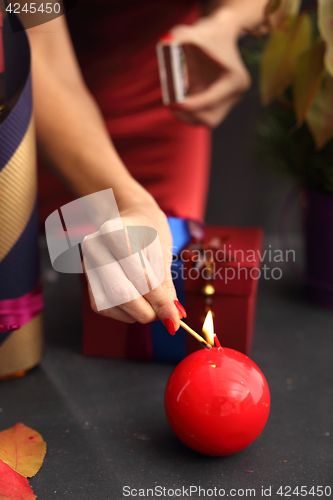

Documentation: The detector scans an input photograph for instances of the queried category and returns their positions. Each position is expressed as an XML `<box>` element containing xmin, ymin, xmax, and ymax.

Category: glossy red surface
<box><xmin>165</xmin><ymin>347</ymin><xmax>270</xmax><ymax>456</ymax></box>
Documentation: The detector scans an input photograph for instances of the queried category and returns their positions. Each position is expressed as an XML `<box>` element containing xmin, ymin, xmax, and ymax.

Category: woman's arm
<box><xmin>28</xmin><ymin>17</ymin><xmax>182</xmax><ymax>334</ymax></box>
<box><xmin>28</xmin><ymin>16</ymin><xmax>146</xmax><ymax>209</ymax></box>
<box><xmin>206</xmin><ymin>0</ymin><xmax>268</xmax><ymax>33</ymax></box>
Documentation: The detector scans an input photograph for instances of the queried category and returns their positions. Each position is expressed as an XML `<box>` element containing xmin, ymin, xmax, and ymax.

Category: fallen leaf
<box><xmin>0</xmin><ymin>459</ymin><xmax>36</xmax><ymax>500</ymax></box>
<box><xmin>306</xmin><ymin>71</ymin><xmax>333</xmax><ymax>150</ymax></box>
<box><xmin>294</xmin><ymin>38</ymin><xmax>325</xmax><ymax>122</ymax></box>
<box><xmin>318</xmin><ymin>0</ymin><xmax>333</xmax><ymax>78</ymax></box>
<box><xmin>0</xmin><ymin>424</ymin><xmax>46</xmax><ymax>478</ymax></box>
<box><xmin>260</xmin><ymin>13</ymin><xmax>312</xmax><ymax>104</ymax></box>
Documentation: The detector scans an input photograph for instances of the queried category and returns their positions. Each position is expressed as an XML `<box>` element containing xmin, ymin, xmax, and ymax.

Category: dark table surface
<box><xmin>1</xmin><ymin>240</ymin><xmax>333</xmax><ymax>499</ymax></box>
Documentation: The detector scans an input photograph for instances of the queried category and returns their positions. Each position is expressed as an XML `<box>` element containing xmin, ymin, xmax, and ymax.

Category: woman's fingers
<box><xmin>83</xmin><ymin>254</ymin><xmax>136</xmax><ymax>323</ymax></box>
<box><xmin>82</xmin><ymin>233</ymin><xmax>155</xmax><ymax>320</ymax></box>
<box><xmin>172</xmin><ymin>92</ymin><xmax>242</xmax><ymax>128</ymax></box>
<box><xmin>181</xmin><ymin>69</ymin><xmax>249</xmax><ymax>113</ymax></box>
<box><xmin>81</xmin><ymin>201</ymin><xmax>186</xmax><ymax>335</ymax></box>
<box><xmin>82</xmin><ymin>225</ymin><xmax>184</xmax><ymax>333</ymax></box>
<box><xmin>87</xmin><ymin>281</ymin><xmax>136</xmax><ymax>323</ymax></box>
<box><xmin>142</xmin><ymin>284</ymin><xmax>181</xmax><ymax>335</ymax></box>
<box><xmin>119</xmin><ymin>243</ymin><xmax>182</xmax><ymax>333</ymax></box>
<box><xmin>101</xmin><ymin>219</ymin><xmax>183</xmax><ymax>331</ymax></box>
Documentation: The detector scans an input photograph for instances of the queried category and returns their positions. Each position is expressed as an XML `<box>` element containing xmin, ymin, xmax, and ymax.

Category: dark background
<box><xmin>206</xmin><ymin>84</ymin><xmax>300</xmax><ymax>235</ymax></box>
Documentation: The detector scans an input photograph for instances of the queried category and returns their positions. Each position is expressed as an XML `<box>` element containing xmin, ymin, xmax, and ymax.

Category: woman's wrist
<box><xmin>57</xmin><ymin>145</ymin><xmax>159</xmax><ymax>224</ymax></box>
<box><xmin>205</xmin><ymin>0</ymin><xmax>267</xmax><ymax>38</ymax></box>
<box><xmin>114</xmin><ymin>180</ymin><xmax>158</xmax><ymax>214</ymax></box>
<box><xmin>90</xmin><ymin>173</ymin><xmax>159</xmax><ymax>224</ymax></box>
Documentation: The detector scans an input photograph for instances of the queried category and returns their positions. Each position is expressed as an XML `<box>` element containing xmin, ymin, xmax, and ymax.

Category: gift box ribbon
<box><xmin>0</xmin><ymin>284</ymin><xmax>44</xmax><ymax>334</ymax></box>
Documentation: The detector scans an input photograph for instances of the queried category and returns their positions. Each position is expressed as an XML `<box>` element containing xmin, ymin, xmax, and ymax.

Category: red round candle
<box><xmin>165</xmin><ymin>345</ymin><xmax>270</xmax><ymax>456</ymax></box>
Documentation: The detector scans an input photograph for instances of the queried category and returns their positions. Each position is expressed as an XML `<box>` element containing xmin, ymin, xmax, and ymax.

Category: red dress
<box><xmin>38</xmin><ymin>0</ymin><xmax>211</xmax><ymax>224</ymax></box>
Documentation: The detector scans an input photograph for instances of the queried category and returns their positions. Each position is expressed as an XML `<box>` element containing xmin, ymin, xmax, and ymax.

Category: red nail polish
<box><xmin>164</xmin><ymin>318</ymin><xmax>176</xmax><ymax>336</ymax></box>
<box><xmin>160</xmin><ymin>32</ymin><xmax>174</xmax><ymax>43</ymax></box>
<box><xmin>174</xmin><ymin>300</ymin><xmax>187</xmax><ymax>319</ymax></box>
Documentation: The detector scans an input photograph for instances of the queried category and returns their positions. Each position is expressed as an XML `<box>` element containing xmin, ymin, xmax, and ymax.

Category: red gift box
<box><xmin>182</xmin><ymin>226</ymin><xmax>263</xmax><ymax>355</ymax></box>
<box><xmin>82</xmin><ymin>226</ymin><xmax>263</xmax><ymax>360</ymax></box>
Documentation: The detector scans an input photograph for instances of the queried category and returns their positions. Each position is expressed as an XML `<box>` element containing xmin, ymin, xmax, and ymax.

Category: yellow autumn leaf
<box><xmin>0</xmin><ymin>423</ymin><xmax>46</xmax><ymax>478</ymax></box>
<box><xmin>260</xmin><ymin>13</ymin><xmax>312</xmax><ymax>105</ymax></box>
<box><xmin>318</xmin><ymin>0</ymin><xmax>333</xmax><ymax>78</ymax></box>
<box><xmin>306</xmin><ymin>71</ymin><xmax>333</xmax><ymax>150</ymax></box>
<box><xmin>294</xmin><ymin>38</ymin><xmax>325</xmax><ymax>122</ymax></box>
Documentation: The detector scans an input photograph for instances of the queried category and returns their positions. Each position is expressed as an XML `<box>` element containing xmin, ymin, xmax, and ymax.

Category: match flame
<box><xmin>202</xmin><ymin>310</ymin><xmax>215</xmax><ymax>346</ymax></box>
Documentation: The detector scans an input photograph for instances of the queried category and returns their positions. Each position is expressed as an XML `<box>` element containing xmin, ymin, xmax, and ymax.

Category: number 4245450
<box><xmin>6</xmin><ymin>3</ymin><xmax>61</xmax><ymax>14</ymax></box>
<box><xmin>276</xmin><ymin>485</ymin><xmax>332</xmax><ymax>497</ymax></box>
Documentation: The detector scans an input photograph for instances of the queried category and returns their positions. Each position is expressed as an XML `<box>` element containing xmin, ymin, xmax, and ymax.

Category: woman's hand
<box><xmin>82</xmin><ymin>194</ymin><xmax>186</xmax><ymax>335</ymax></box>
<box><xmin>170</xmin><ymin>11</ymin><xmax>251</xmax><ymax>128</ymax></box>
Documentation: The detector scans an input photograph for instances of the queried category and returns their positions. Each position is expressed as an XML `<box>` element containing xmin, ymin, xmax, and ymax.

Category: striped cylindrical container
<box><xmin>0</xmin><ymin>12</ymin><xmax>44</xmax><ymax>378</ymax></box>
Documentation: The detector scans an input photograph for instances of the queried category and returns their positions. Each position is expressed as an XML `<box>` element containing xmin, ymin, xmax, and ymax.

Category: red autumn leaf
<box><xmin>0</xmin><ymin>424</ymin><xmax>46</xmax><ymax>478</ymax></box>
<box><xmin>0</xmin><ymin>459</ymin><xmax>36</xmax><ymax>500</ymax></box>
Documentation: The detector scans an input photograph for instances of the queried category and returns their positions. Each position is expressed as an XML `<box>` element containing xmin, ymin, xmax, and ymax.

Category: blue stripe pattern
<box><xmin>0</xmin><ymin>201</ymin><xmax>39</xmax><ymax>300</ymax></box>
<box><xmin>0</xmin><ymin>332</ymin><xmax>11</xmax><ymax>347</ymax></box>
<box><xmin>0</xmin><ymin>74</ymin><xmax>32</xmax><ymax>172</ymax></box>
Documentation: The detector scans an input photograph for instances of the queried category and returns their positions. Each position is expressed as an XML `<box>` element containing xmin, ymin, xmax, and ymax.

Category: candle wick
<box><xmin>214</xmin><ymin>334</ymin><xmax>222</xmax><ymax>349</ymax></box>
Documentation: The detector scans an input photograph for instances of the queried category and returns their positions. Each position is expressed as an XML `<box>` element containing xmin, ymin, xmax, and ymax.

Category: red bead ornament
<box><xmin>165</xmin><ymin>325</ymin><xmax>270</xmax><ymax>456</ymax></box>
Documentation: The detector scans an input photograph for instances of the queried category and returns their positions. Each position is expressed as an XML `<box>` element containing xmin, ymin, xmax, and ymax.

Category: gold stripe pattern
<box><xmin>0</xmin><ymin>118</ymin><xmax>37</xmax><ymax>262</ymax></box>
<box><xmin>0</xmin><ymin>314</ymin><xmax>44</xmax><ymax>377</ymax></box>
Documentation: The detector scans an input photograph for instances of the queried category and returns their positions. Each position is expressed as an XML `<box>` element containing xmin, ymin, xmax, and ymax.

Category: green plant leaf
<box><xmin>265</xmin><ymin>0</ymin><xmax>302</xmax><ymax>29</ymax></box>
<box><xmin>260</xmin><ymin>27</ymin><xmax>291</xmax><ymax>103</ymax></box>
<box><xmin>318</xmin><ymin>0</ymin><xmax>333</xmax><ymax>77</ymax></box>
<box><xmin>260</xmin><ymin>13</ymin><xmax>312</xmax><ymax>105</ymax></box>
<box><xmin>294</xmin><ymin>38</ymin><xmax>325</xmax><ymax>122</ymax></box>
<box><xmin>306</xmin><ymin>71</ymin><xmax>333</xmax><ymax>150</ymax></box>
